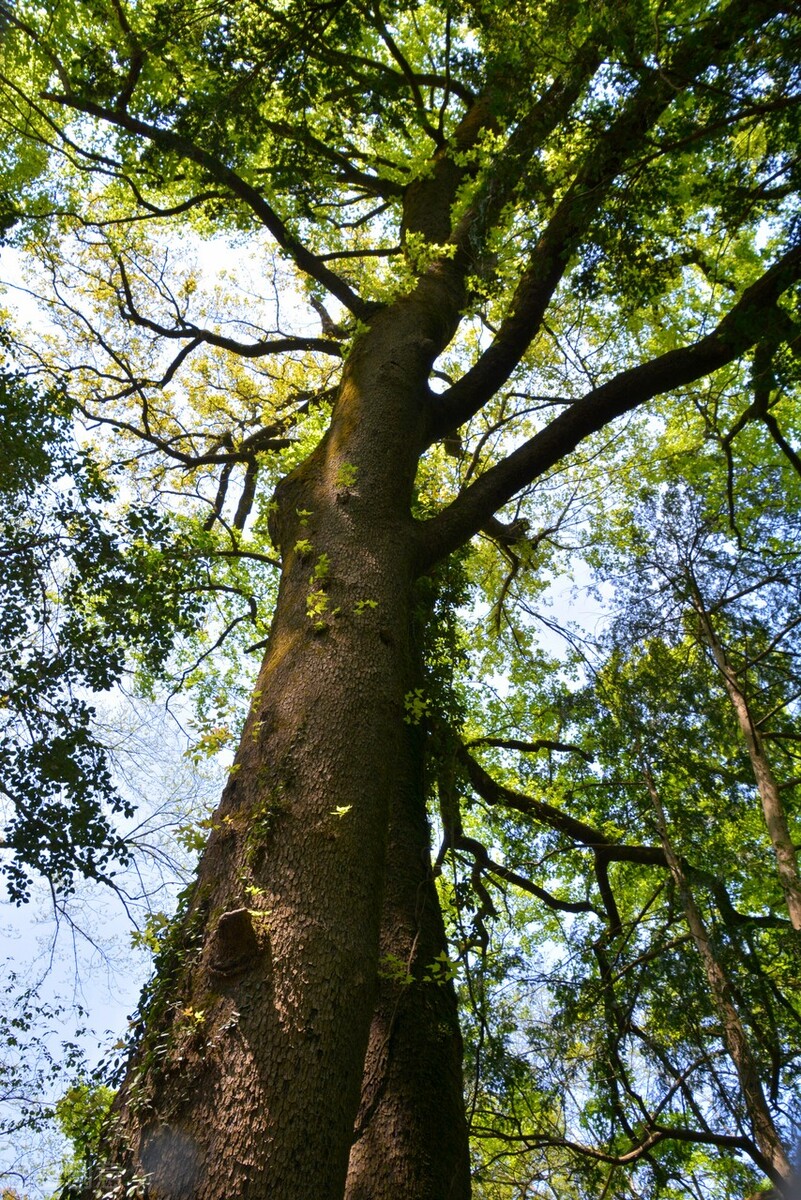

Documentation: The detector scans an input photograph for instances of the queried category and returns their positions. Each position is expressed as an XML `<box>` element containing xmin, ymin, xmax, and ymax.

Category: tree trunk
<box><xmin>692</xmin><ymin>592</ymin><xmax>801</xmax><ymax>931</ymax></box>
<box><xmin>91</xmin><ymin>298</ymin><xmax>467</xmax><ymax>1199</ymax></box>
<box><xmin>346</xmin><ymin>719</ymin><xmax>471</xmax><ymax>1200</ymax></box>
<box><xmin>643</xmin><ymin>766</ymin><xmax>793</xmax><ymax>1191</ymax></box>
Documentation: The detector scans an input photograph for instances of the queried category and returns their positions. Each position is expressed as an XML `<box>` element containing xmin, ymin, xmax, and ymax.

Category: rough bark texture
<box><xmin>346</xmin><ymin>720</ymin><xmax>471</xmax><ymax>1200</ymax></box>
<box><xmin>89</xmin><ymin>297</ymin><xmax>470</xmax><ymax>1200</ymax></box>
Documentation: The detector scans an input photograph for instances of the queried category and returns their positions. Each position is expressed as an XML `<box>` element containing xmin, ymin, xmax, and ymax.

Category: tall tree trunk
<box><xmin>91</xmin><ymin>300</ymin><xmax>464</xmax><ymax>1200</ymax></box>
<box><xmin>643</xmin><ymin>766</ymin><xmax>793</xmax><ymax>1190</ymax></box>
<box><xmin>691</xmin><ymin>590</ymin><xmax>801</xmax><ymax>931</ymax></box>
<box><xmin>346</xmin><ymin>719</ymin><xmax>471</xmax><ymax>1200</ymax></box>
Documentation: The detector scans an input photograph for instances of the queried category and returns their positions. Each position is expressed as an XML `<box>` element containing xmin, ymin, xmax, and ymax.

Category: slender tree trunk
<box><xmin>643</xmin><ymin>767</ymin><xmax>793</xmax><ymax>1190</ymax></box>
<box><xmin>691</xmin><ymin>591</ymin><xmax>801</xmax><ymax>930</ymax></box>
<box><xmin>91</xmin><ymin>297</ymin><xmax>465</xmax><ymax>1199</ymax></box>
<box><xmin>346</xmin><ymin>718</ymin><xmax>471</xmax><ymax>1200</ymax></box>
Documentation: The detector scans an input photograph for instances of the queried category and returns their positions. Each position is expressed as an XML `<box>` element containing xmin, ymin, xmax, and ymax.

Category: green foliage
<box><xmin>421</xmin><ymin>951</ymin><xmax>458</xmax><ymax>985</ymax></box>
<box><xmin>455</xmin><ymin>423</ymin><xmax>801</xmax><ymax>1196</ymax></box>
<box><xmin>0</xmin><ymin>973</ymin><xmax>87</xmax><ymax>1134</ymax></box>
<box><xmin>0</xmin><ymin>355</ymin><xmax>211</xmax><ymax>900</ymax></box>
<box><xmin>0</xmin><ymin>0</ymin><xmax>800</xmax><ymax>1191</ymax></box>
<box><xmin>53</xmin><ymin>1083</ymin><xmax>115</xmax><ymax>1194</ymax></box>
<box><xmin>109</xmin><ymin>877</ymin><xmax>210</xmax><ymax>1096</ymax></box>
<box><xmin>403</xmin><ymin>688</ymin><xmax>431</xmax><ymax>725</ymax></box>
<box><xmin>334</xmin><ymin>463</ymin><xmax>358</xmax><ymax>489</ymax></box>
<box><xmin>129</xmin><ymin>911</ymin><xmax>171</xmax><ymax>955</ymax></box>
<box><xmin>0</xmin><ymin>971</ymin><xmax>91</xmax><ymax>1198</ymax></box>
<box><xmin>378</xmin><ymin>952</ymin><xmax>415</xmax><ymax>987</ymax></box>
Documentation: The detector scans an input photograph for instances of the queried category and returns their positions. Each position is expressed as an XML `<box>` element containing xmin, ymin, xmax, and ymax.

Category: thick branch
<box><xmin>461</xmin><ymin>747</ymin><xmax>793</xmax><ymax>933</ymax></box>
<box><xmin>460</xmin><ymin>747</ymin><xmax>664</xmax><ymax>863</ymax></box>
<box><xmin>427</xmin><ymin>0</ymin><xmax>789</xmax><ymax>439</ymax></box>
<box><xmin>467</xmin><ymin>735</ymin><xmax>593</xmax><ymax>762</ymax></box>
<box><xmin>416</xmin><ymin>242</ymin><xmax>801</xmax><ymax>569</ymax></box>
<box><xmin>74</xmin><ymin>405</ymin><xmax>293</xmax><ymax>469</ymax></box>
<box><xmin>502</xmin><ymin>1124</ymin><xmax>773</xmax><ymax>1176</ymax></box>
<box><xmin>259</xmin><ymin>117</ymin><xmax>407</xmax><ymax>199</ymax></box>
<box><xmin>403</xmin><ymin>35</ymin><xmax>601</xmax><ymax>302</ymax></box>
<box><xmin>114</xmin><ymin>254</ymin><xmax>343</xmax><ymax>358</ymax></box>
<box><xmin>455</xmin><ymin>833</ymin><xmax>600</xmax><ymax>917</ymax></box>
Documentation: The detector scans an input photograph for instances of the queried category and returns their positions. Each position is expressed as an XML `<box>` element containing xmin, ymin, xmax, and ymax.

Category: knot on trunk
<box><xmin>209</xmin><ymin>908</ymin><xmax>267</xmax><ymax>977</ymax></box>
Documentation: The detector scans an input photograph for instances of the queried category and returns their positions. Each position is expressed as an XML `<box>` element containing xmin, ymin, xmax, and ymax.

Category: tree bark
<box><xmin>91</xmin><ymin>299</ymin><xmax>465</xmax><ymax>1199</ymax></box>
<box><xmin>346</xmin><ymin>719</ymin><xmax>471</xmax><ymax>1200</ymax></box>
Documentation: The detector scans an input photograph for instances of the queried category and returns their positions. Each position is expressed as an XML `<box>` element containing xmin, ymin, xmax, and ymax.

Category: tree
<box><xmin>0</xmin><ymin>972</ymin><xmax>88</xmax><ymax>1198</ymax></box>
<box><xmin>453</xmin><ymin>457</ymin><xmax>801</xmax><ymax>1198</ymax></box>
<box><xmin>0</xmin><ymin>0</ymin><xmax>799</xmax><ymax>1196</ymax></box>
<box><xmin>0</xmin><ymin>347</ymin><xmax>207</xmax><ymax>901</ymax></box>
<box><xmin>597</xmin><ymin>479</ymin><xmax>801</xmax><ymax>930</ymax></box>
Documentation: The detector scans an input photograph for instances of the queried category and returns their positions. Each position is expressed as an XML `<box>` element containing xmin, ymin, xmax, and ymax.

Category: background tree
<box><xmin>0</xmin><ymin>973</ymin><xmax>88</xmax><ymax>1198</ymax></box>
<box><xmin>454</xmin><ymin>425</ymin><xmax>801</xmax><ymax>1197</ymax></box>
<box><xmin>0</xmin><ymin>349</ymin><xmax>215</xmax><ymax>900</ymax></box>
<box><xmin>0</xmin><ymin>0</ymin><xmax>799</xmax><ymax>1197</ymax></box>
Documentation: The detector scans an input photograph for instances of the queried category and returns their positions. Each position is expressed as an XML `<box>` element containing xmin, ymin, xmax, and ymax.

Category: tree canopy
<box><xmin>0</xmin><ymin>0</ymin><xmax>799</xmax><ymax>1196</ymax></box>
